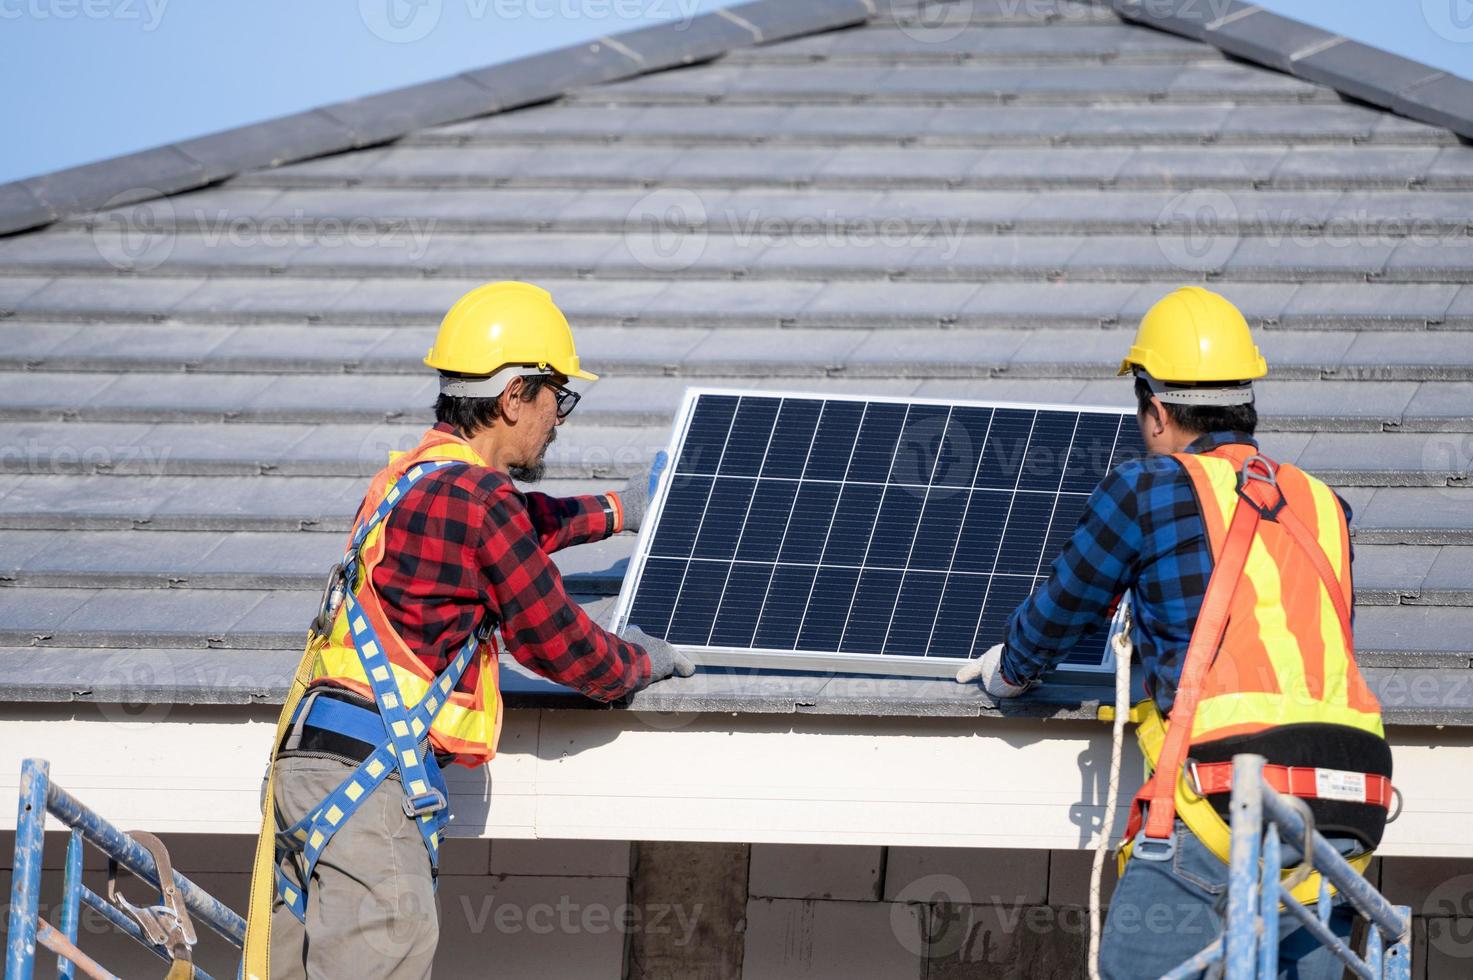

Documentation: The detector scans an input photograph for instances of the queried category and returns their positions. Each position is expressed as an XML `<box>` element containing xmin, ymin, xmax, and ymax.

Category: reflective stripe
<box><xmin>1192</xmin><ymin>691</ymin><xmax>1384</xmax><ymax>739</ymax></box>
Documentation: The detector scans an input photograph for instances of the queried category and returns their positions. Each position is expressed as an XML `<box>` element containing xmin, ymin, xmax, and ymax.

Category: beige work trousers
<box><xmin>269</xmin><ymin>756</ymin><xmax>439</xmax><ymax>980</ymax></box>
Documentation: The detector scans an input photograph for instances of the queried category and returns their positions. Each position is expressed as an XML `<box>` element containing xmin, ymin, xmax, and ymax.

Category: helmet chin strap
<box><xmin>438</xmin><ymin>364</ymin><xmax>552</xmax><ymax>398</ymax></box>
<box><xmin>1136</xmin><ymin>368</ymin><xmax>1256</xmax><ymax>406</ymax></box>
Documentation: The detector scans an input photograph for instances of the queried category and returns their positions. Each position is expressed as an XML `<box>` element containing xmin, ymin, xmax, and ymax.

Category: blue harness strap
<box><xmin>274</xmin><ymin>459</ymin><xmax>478</xmax><ymax>922</ymax></box>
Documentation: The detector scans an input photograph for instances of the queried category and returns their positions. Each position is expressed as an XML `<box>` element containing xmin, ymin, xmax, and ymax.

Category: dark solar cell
<box><xmin>619</xmin><ymin>391</ymin><xmax>1145</xmax><ymax>674</ymax></box>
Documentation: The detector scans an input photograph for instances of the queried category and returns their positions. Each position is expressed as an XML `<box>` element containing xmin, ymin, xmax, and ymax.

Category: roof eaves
<box><xmin>0</xmin><ymin>0</ymin><xmax>877</xmax><ymax>238</ymax></box>
<box><xmin>1105</xmin><ymin>0</ymin><xmax>1473</xmax><ymax>142</ymax></box>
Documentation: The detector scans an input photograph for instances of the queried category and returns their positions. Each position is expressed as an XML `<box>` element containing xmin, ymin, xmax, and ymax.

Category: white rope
<box><xmin>1090</xmin><ymin>597</ymin><xmax>1133</xmax><ymax>980</ymax></box>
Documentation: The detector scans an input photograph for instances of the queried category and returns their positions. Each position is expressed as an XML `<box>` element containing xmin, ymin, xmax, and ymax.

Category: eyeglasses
<box><xmin>542</xmin><ymin>379</ymin><xmax>581</xmax><ymax>420</ymax></box>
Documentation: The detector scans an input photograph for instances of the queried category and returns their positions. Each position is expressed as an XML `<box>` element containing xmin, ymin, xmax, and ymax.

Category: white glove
<box><xmin>955</xmin><ymin>643</ymin><xmax>1030</xmax><ymax>699</ymax></box>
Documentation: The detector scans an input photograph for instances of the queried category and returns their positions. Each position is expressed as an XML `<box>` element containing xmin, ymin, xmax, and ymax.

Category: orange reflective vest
<box><xmin>1168</xmin><ymin>443</ymin><xmax>1382</xmax><ymax>745</ymax></box>
<box><xmin>310</xmin><ymin>428</ymin><xmax>503</xmax><ymax>766</ymax></box>
<box><xmin>1121</xmin><ymin>444</ymin><xmax>1388</xmax><ymax>892</ymax></box>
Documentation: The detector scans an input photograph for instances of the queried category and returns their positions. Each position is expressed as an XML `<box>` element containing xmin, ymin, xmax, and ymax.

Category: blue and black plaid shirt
<box><xmin>1000</xmin><ymin>430</ymin><xmax>1354</xmax><ymax>713</ymax></box>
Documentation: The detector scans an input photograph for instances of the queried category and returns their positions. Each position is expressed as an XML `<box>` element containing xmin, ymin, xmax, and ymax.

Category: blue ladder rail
<box><xmin>1161</xmin><ymin>753</ymin><xmax>1412</xmax><ymax>980</ymax></box>
<box><xmin>5</xmin><ymin>758</ymin><xmax>247</xmax><ymax>980</ymax></box>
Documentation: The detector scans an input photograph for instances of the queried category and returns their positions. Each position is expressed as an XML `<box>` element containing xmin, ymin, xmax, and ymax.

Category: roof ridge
<box><xmin>1100</xmin><ymin>0</ymin><xmax>1473</xmax><ymax>141</ymax></box>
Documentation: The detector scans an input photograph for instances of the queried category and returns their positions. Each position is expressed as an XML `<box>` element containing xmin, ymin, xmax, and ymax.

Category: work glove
<box><xmin>623</xmin><ymin>624</ymin><xmax>695</xmax><ymax>686</ymax></box>
<box><xmin>955</xmin><ymin>643</ymin><xmax>1031</xmax><ymax>699</ymax></box>
<box><xmin>616</xmin><ymin>450</ymin><xmax>668</xmax><ymax>534</ymax></box>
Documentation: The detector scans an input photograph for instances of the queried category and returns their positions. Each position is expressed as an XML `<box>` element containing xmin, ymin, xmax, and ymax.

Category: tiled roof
<box><xmin>1</xmin><ymin>0</ymin><xmax>1470</xmax><ymax>724</ymax></box>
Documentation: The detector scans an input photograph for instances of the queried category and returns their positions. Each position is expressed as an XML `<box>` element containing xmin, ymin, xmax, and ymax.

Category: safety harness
<box><xmin>1116</xmin><ymin>451</ymin><xmax>1389</xmax><ymax>902</ymax></box>
<box><xmin>242</xmin><ymin>459</ymin><xmax>474</xmax><ymax>977</ymax></box>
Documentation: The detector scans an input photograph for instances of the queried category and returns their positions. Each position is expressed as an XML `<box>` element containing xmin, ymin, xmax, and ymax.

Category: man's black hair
<box><xmin>434</xmin><ymin>374</ymin><xmax>548</xmax><ymax>437</ymax></box>
<box><xmin>1134</xmin><ymin>377</ymin><xmax>1257</xmax><ymax>437</ymax></box>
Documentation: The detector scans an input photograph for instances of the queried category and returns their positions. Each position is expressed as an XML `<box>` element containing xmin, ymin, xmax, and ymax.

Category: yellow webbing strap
<box><xmin>241</xmin><ymin>634</ymin><xmax>323</xmax><ymax>980</ymax></box>
<box><xmin>1120</xmin><ymin>698</ymin><xmax>1372</xmax><ymax>906</ymax></box>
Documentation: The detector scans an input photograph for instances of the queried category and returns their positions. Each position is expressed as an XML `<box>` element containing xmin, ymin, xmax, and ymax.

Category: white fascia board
<box><xmin>0</xmin><ymin>706</ymin><xmax>1467</xmax><ymax>857</ymax></box>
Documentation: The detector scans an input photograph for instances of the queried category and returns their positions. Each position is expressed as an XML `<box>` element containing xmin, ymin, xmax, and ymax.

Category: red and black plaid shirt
<box><xmin>364</xmin><ymin>423</ymin><xmax>650</xmax><ymax>702</ymax></box>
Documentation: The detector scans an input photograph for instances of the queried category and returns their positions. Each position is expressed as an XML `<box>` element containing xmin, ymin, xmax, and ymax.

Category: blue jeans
<box><xmin>1099</xmin><ymin>820</ymin><xmax>1359</xmax><ymax>980</ymax></box>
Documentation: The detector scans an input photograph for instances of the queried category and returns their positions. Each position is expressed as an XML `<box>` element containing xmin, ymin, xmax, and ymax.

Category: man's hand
<box><xmin>955</xmin><ymin>643</ymin><xmax>1030</xmax><ymax>699</ymax></box>
<box><xmin>623</xmin><ymin>624</ymin><xmax>695</xmax><ymax>687</ymax></box>
<box><xmin>615</xmin><ymin>450</ymin><xmax>668</xmax><ymax>533</ymax></box>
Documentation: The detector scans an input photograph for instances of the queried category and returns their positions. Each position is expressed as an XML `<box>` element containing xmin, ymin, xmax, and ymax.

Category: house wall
<box><xmin>2</xmin><ymin>705</ymin><xmax>1472</xmax><ymax>976</ymax></box>
<box><xmin>2</xmin><ymin>704</ymin><xmax>1470</xmax><ymax>855</ymax></box>
<box><xmin>3</xmin><ymin>834</ymin><xmax>1470</xmax><ymax>978</ymax></box>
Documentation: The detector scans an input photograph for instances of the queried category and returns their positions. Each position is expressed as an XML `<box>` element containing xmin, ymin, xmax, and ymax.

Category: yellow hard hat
<box><xmin>1118</xmin><ymin>286</ymin><xmax>1267</xmax><ymax>383</ymax></box>
<box><xmin>424</xmin><ymin>281</ymin><xmax>597</xmax><ymax>382</ymax></box>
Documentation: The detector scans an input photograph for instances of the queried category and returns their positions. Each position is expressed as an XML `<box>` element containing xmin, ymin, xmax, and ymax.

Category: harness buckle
<box><xmin>1132</xmin><ymin>825</ymin><xmax>1177</xmax><ymax>862</ymax></box>
<box><xmin>1183</xmin><ymin>758</ymin><xmax>1205</xmax><ymax>800</ymax></box>
<box><xmin>403</xmin><ymin>788</ymin><xmax>448</xmax><ymax>819</ymax></box>
<box><xmin>1235</xmin><ymin>453</ymin><xmax>1286</xmax><ymax>521</ymax></box>
<box><xmin>310</xmin><ymin>561</ymin><xmax>348</xmax><ymax>638</ymax></box>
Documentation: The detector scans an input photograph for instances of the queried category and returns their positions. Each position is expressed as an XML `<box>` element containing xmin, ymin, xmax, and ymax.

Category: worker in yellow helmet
<box><xmin>243</xmin><ymin>282</ymin><xmax>691</xmax><ymax>980</ymax></box>
<box><xmin>957</xmin><ymin>287</ymin><xmax>1391</xmax><ymax>979</ymax></box>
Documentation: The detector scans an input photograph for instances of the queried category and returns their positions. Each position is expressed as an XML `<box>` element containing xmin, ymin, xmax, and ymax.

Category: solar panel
<box><xmin>611</xmin><ymin>389</ymin><xmax>1148</xmax><ymax>678</ymax></box>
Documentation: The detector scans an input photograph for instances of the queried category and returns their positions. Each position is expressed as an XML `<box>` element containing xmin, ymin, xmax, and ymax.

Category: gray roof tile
<box><xmin>1423</xmin><ymin>548</ymin><xmax>1473</xmax><ymax>601</ymax></box>
<box><xmin>1403</xmin><ymin>382</ymin><xmax>1473</xmax><ymax>425</ymax></box>
<box><xmin>0</xmin><ymin>0</ymin><xmax>1470</xmax><ymax>719</ymax></box>
<box><xmin>1353</xmin><ymin>488</ymin><xmax>1473</xmax><ymax>544</ymax></box>
<box><xmin>1223</xmin><ymin>236</ymin><xmax>1396</xmax><ymax>280</ymax></box>
<box><xmin>0</xmin><ymin>277</ymin><xmax>52</xmax><ymax>312</ymax></box>
<box><xmin>318</xmin><ymin>75</ymin><xmax>507</xmax><ymax>147</ymax></box>
<box><xmin>0</xmin><ymin>529</ymin><xmax>65</xmax><ymax>573</ymax></box>
<box><xmin>1292</xmin><ymin>40</ymin><xmax>1444</xmax><ymax>110</ymax></box>
<box><xmin>0</xmin><ymin>588</ymin><xmax>94</xmax><ymax>637</ymax></box>
<box><xmin>1271</xmin><ymin>146</ymin><xmax>1446</xmax><ymax>187</ymax></box>
<box><xmin>1279</xmin><ymin>283</ymin><xmax>1459</xmax><ymax>327</ymax></box>
<box><xmin>1202</xmin><ymin>9</ymin><xmax>1334</xmax><ymax>73</ymax></box>
<box><xmin>1427</xmin><ymin>146</ymin><xmax>1473</xmax><ymax>183</ymax></box>
<box><xmin>1395</xmin><ymin>75</ymin><xmax>1473</xmax><ymax>140</ymax></box>
<box><xmin>10</xmin><ymin>277</ymin><xmax>207</xmax><ymax>319</ymax></box>
<box><xmin>176</xmin><ymin>110</ymin><xmax>358</xmax><ymax>178</ymax></box>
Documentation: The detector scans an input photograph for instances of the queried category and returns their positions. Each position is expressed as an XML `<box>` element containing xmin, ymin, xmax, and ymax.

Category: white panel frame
<box><xmin>611</xmin><ymin>386</ymin><xmax>1137</xmax><ymax>678</ymax></box>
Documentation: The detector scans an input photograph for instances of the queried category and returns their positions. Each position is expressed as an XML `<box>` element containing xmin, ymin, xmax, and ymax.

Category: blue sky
<box><xmin>1</xmin><ymin>0</ymin><xmax>1471</xmax><ymax>186</ymax></box>
<box><xmin>0</xmin><ymin>0</ymin><xmax>732</xmax><ymax>184</ymax></box>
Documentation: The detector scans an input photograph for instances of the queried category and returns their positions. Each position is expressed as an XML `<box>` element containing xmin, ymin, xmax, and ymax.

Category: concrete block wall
<box><xmin>4</xmin><ymin>834</ymin><xmax>1471</xmax><ymax>978</ymax></box>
